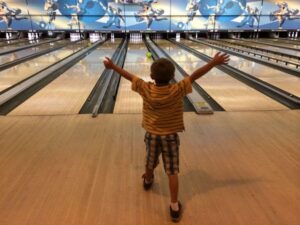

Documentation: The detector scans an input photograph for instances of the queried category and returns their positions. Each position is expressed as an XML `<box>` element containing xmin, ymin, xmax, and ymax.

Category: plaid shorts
<box><xmin>144</xmin><ymin>132</ymin><xmax>180</xmax><ymax>175</ymax></box>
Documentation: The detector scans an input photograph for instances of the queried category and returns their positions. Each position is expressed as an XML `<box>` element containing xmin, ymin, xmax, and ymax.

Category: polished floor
<box><xmin>1</xmin><ymin>38</ymin><xmax>299</xmax><ymax>114</ymax></box>
<box><xmin>0</xmin><ymin>111</ymin><xmax>299</xmax><ymax>225</ymax></box>
<box><xmin>0</xmin><ymin>37</ymin><xmax>299</xmax><ymax>225</ymax></box>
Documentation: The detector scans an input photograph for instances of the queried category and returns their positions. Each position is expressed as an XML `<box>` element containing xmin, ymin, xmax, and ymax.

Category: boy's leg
<box><xmin>143</xmin><ymin>132</ymin><xmax>161</xmax><ymax>189</ymax></box>
<box><xmin>144</xmin><ymin>167</ymin><xmax>154</xmax><ymax>181</ymax></box>
<box><xmin>168</xmin><ymin>174</ymin><xmax>179</xmax><ymax>203</ymax></box>
<box><xmin>161</xmin><ymin>133</ymin><xmax>180</xmax><ymax>201</ymax></box>
<box><xmin>161</xmin><ymin>134</ymin><xmax>182</xmax><ymax>221</ymax></box>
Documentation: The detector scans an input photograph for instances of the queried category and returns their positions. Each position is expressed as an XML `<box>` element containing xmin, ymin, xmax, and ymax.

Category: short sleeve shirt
<box><xmin>132</xmin><ymin>76</ymin><xmax>192</xmax><ymax>135</ymax></box>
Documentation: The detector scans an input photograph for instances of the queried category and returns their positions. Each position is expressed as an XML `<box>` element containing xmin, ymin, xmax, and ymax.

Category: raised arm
<box><xmin>103</xmin><ymin>57</ymin><xmax>135</xmax><ymax>82</ymax></box>
<box><xmin>189</xmin><ymin>52</ymin><xmax>230</xmax><ymax>83</ymax></box>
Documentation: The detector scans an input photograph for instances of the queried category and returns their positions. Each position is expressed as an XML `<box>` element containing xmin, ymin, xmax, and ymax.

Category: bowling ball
<box><xmin>177</xmin><ymin>22</ymin><xmax>184</xmax><ymax>29</ymax></box>
<box><xmin>86</xmin><ymin>1</ymin><xmax>95</xmax><ymax>9</ymax></box>
<box><xmin>39</xmin><ymin>21</ymin><xmax>47</xmax><ymax>29</ymax></box>
<box><xmin>146</xmin><ymin>52</ymin><xmax>152</xmax><ymax>58</ymax></box>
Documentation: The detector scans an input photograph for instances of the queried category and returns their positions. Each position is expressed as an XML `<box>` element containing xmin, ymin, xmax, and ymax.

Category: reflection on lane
<box><xmin>114</xmin><ymin>42</ymin><xmax>153</xmax><ymax>114</ymax></box>
<box><xmin>185</xmin><ymin>39</ymin><xmax>300</xmax><ymax>97</ymax></box>
<box><xmin>253</xmin><ymin>39</ymin><xmax>300</xmax><ymax>50</ymax></box>
<box><xmin>0</xmin><ymin>40</ymin><xmax>37</xmax><ymax>51</ymax></box>
<box><xmin>0</xmin><ymin>39</ymin><xmax>29</xmax><ymax>47</ymax></box>
<box><xmin>0</xmin><ymin>41</ymin><xmax>86</xmax><ymax>93</ymax></box>
<box><xmin>0</xmin><ymin>40</ymin><xmax>68</xmax><ymax>65</ymax></box>
<box><xmin>225</xmin><ymin>39</ymin><xmax>300</xmax><ymax>57</ymax></box>
<box><xmin>10</xmin><ymin>40</ymin><xmax>121</xmax><ymax>116</ymax></box>
<box><xmin>156</xmin><ymin>39</ymin><xmax>287</xmax><ymax>111</ymax></box>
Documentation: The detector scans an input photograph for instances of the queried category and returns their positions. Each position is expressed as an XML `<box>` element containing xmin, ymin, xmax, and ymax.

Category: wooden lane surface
<box><xmin>0</xmin><ymin>39</ymin><xmax>28</xmax><ymax>47</ymax></box>
<box><xmin>10</xmin><ymin>40</ymin><xmax>121</xmax><ymax>116</ymax></box>
<box><xmin>185</xmin><ymin>39</ymin><xmax>300</xmax><ymax>97</ymax></box>
<box><xmin>0</xmin><ymin>111</ymin><xmax>299</xmax><ymax>225</ymax></box>
<box><xmin>113</xmin><ymin>42</ymin><xmax>153</xmax><ymax>114</ymax></box>
<box><xmin>253</xmin><ymin>39</ymin><xmax>300</xmax><ymax>50</ymax></box>
<box><xmin>226</xmin><ymin>39</ymin><xmax>300</xmax><ymax>57</ymax></box>
<box><xmin>273</xmin><ymin>38</ymin><xmax>300</xmax><ymax>44</ymax></box>
<box><xmin>0</xmin><ymin>41</ymin><xmax>86</xmax><ymax>93</ymax></box>
<box><xmin>0</xmin><ymin>39</ymin><xmax>69</xmax><ymax>65</ymax></box>
<box><xmin>0</xmin><ymin>39</ymin><xmax>39</xmax><ymax>52</ymax></box>
<box><xmin>223</xmin><ymin>39</ymin><xmax>300</xmax><ymax>63</ymax></box>
<box><xmin>156</xmin><ymin>40</ymin><xmax>287</xmax><ymax>112</ymax></box>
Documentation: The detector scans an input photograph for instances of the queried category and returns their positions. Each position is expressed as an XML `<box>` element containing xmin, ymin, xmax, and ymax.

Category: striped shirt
<box><xmin>132</xmin><ymin>76</ymin><xmax>192</xmax><ymax>135</ymax></box>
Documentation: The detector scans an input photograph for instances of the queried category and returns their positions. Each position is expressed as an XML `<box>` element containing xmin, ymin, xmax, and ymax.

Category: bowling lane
<box><xmin>0</xmin><ymin>39</ymin><xmax>39</xmax><ymax>52</ymax></box>
<box><xmin>156</xmin><ymin>40</ymin><xmax>287</xmax><ymax>111</ymax></box>
<box><xmin>252</xmin><ymin>39</ymin><xmax>300</xmax><ymax>50</ymax></box>
<box><xmin>10</xmin><ymin>40</ymin><xmax>121</xmax><ymax>116</ymax></box>
<box><xmin>0</xmin><ymin>39</ymin><xmax>68</xmax><ymax>65</ymax></box>
<box><xmin>186</xmin><ymin>39</ymin><xmax>300</xmax><ymax>97</ymax></box>
<box><xmin>261</xmin><ymin>38</ymin><xmax>300</xmax><ymax>46</ymax></box>
<box><xmin>0</xmin><ymin>41</ymin><xmax>86</xmax><ymax>93</ymax></box>
<box><xmin>0</xmin><ymin>39</ymin><xmax>54</xmax><ymax>52</ymax></box>
<box><xmin>0</xmin><ymin>39</ymin><xmax>29</xmax><ymax>47</ymax></box>
<box><xmin>225</xmin><ymin>39</ymin><xmax>300</xmax><ymax>57</ymax></box>
<box><xmin>114</xmin><ymin>42</ymin><xmax>153</xmax><ymax>113</ymax></box>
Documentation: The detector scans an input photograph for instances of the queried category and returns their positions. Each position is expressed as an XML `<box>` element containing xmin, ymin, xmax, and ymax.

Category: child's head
<box><xmin>150</xmin><ymin>58</ymin><xmax>175</xmax><ymax>85</ymax></box>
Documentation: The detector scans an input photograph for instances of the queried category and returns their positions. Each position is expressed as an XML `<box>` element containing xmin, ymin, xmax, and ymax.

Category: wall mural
<box><xmin>0</xmin><ymin>0</ymin><xmax>299</xmax><ymax>31</ymax></box>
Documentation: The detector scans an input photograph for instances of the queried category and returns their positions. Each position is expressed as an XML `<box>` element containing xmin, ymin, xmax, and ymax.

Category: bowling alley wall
<box><xmin>0</xmin><ymin>0</ymin><xmax>299</xmax><ymax>32</ymax></box>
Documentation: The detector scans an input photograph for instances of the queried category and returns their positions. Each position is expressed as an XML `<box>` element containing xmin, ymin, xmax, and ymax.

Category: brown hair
<box><xmin>150</xmin><ymin>58</ymin><xmax>175</xmax><ymax>84</ymax></box>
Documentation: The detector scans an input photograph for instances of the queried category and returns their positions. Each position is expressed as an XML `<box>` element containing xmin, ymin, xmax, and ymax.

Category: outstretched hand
<box><xmin>211</xmin><ymin>52</ymin><xmax>230</xmax><ymax>66</ymax></box>
<box><xmin>103</xmin><ymin>57</ymin><xmax>115</xmax><ymax>69</ymax></box>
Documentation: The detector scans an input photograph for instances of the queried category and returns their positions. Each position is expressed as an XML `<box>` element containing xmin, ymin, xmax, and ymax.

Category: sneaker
<box><xmin>142</xmin><ymin>173</ymin><xmax>154</xmax><ymax>190</ymax></box>
<box><xmin>170</xmin><ymin>201</ymin><xmax>182</xmax><ymax>222</ymax></box>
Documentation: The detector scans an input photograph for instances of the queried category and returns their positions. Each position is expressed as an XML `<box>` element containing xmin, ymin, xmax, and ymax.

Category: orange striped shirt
<box><xmin>132</xmin><ymin>76</ymin><xmax>192</xmax><ymax>135</ymax></box>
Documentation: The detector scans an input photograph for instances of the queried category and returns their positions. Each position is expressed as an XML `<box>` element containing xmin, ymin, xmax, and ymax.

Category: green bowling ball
<box><xmin>146</xmin><ymin>52</ymin><xmax>152</xmax><ymax>58</ymax></box>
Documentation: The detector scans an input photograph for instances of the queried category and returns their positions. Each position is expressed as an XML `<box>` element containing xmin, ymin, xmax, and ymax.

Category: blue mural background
<box><xmin>0</xmin><ymin>0</ymin><xmax>299</xmax><ymax>31</ymax></box>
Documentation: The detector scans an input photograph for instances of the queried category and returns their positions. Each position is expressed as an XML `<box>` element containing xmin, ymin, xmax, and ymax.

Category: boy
<box><xmin>103</xmin><ymin>52</ymin><xmax>230</xmax><ymax>222</ymax></box>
